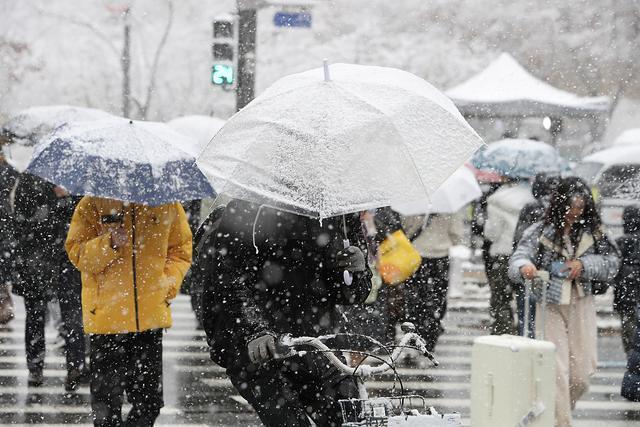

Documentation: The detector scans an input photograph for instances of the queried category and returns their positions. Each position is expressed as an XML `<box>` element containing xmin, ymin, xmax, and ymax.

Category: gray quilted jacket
<box><xmin>508</xmin><ymin>221</ymin><xmax>620</xmax><ymax>305</ymax></box>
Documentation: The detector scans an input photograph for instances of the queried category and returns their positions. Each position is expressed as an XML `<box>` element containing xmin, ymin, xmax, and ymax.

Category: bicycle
<box><xmin>277</xmin><ymin>322</ymin><xmax>462</xmax><ymax>426</ymax></box>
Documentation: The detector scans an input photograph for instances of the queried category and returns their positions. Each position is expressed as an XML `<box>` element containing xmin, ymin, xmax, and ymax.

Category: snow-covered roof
<box><xmin>446</xmin><ymin>53</ymin><xmax>610</xmax><ymax>118</ymax></box>
<box><xmin>583</xmin><ymin>145</ymin><xmax>640</xmax><ymax>166</ymax></box>
<box><xmin>613</xmin><ymin>128</ymin><xmax>640</xmax><ymax>146</ymax></box>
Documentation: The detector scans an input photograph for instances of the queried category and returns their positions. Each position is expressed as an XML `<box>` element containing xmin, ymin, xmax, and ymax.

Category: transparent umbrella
<box><xmin>197</xmin><ymin>62</ymin><xmax>484</xmax><ymax>219</ymax></box>
<box><xmin>471</xmin><ymin>138</ymin><xmax>566</xmax><ymax>179</ymax></box>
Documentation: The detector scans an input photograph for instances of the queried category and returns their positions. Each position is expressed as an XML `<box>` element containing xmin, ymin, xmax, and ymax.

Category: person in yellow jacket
<box><xmin>66</xmin><ymin>196</ymin><xmax>192</xmax><ymax>427</ymax></box>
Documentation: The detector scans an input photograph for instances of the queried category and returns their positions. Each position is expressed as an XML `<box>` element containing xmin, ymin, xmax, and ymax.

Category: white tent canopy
<box><xmin>446</xmin><ymin>53</ymin><xmax>610</xmax><ymax>118</ymax></box>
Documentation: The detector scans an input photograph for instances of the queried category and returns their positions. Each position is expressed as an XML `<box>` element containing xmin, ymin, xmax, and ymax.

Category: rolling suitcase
<box><xmin>471</xmin><ymin>280</ymin><xmax>556</xmax><ymax>427</ymax></box>
<box><xmin>471</xmin><ymin>335</ymin><xmax>555</xmax><ymax>426</ymax></box>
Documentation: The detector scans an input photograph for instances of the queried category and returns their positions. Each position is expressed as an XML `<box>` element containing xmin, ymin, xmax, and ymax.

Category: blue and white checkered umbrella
<box><xmin>472</xmin><ymin>138</ymin><xmax>566</xmax><ymax>179</ymax></box>
<box><xmin>26</xmin><ymin>118</ymin><xmax>216</xmax><ymax>206</ymax></box>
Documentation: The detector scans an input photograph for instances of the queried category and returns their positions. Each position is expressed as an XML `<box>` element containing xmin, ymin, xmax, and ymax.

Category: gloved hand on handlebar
<box><xmin>247</xmin><ymin>334</ymin><xmax>277</xmax><ymax>363</ymax></box>
<box><xmin>336</xmin><ymin>246</ymin><xmax>366</xmax><ymax>272</ymax></box>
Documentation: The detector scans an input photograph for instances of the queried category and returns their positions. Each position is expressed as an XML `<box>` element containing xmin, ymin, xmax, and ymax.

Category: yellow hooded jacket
<box><xmin>65</xmin><ymin>196</ymin><xmax>192</xmax><ymax>334</ymax></box>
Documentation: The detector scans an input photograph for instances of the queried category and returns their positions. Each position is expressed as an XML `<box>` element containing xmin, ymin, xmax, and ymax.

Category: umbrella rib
<box><xmin>333</xmin><ymin>84</ymin><xmax>433</xmax><ymax>199</ymax></box>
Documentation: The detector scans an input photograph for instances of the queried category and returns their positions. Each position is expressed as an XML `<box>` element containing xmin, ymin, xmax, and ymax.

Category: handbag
<box><xmin>376</xmin><ymin>230</ymin><xmax>422</xmax><ymax>286</ymax></box>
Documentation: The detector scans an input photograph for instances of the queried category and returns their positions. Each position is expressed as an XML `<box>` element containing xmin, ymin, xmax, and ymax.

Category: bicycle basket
<box><xmin>339</xmin><ymin>395</ymin><xmax>426</xmax><ymax>426</ymax></box>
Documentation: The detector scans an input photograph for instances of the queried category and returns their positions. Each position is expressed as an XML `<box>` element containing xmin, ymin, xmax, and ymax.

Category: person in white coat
<box><xmin>483</xmin><ymin>179</ymin><xmax>534</xmax><ymax>334</ymax></box>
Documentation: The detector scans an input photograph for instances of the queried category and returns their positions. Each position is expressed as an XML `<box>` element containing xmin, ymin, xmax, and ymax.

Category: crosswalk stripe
<box><xmin>1</xmin><ymin>293</ymin><xmax>636</xmax><ymax>426</ymax></box>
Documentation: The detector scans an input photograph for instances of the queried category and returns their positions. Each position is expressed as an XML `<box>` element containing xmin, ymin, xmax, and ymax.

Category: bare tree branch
<box><xmin>33</xmin><ymin>7</ymin><xmax>120</xmax><ymax>57</ymax></box>
<box><xmin>139</xmin><ymin>0</ymin><xmax>174</xmax><ymax>119</ymax></box>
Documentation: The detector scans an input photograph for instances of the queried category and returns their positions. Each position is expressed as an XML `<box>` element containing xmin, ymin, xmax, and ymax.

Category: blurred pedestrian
<box><xmin>614</xmin><ymin>205</ymin><xmax>640</xmax><ymax>355</ymax></box>
<box><xmin>12</xmin><ymin>174</ymin><xmax>59</xmax><ymax>386</ymax></box>
<box><xmin>0</xmin><ymin>154</ymin><xmax>18</xmax><ymax>324</ymax></box>
<box><xmin>202</xmin><ymin>199</ymin><xmax>372</xmax><ymax>426</ymax></box>
<box><xmin>484</xmin><ymin>178</ymin><xmax>534</xmax><ymax>334</ymax></box>
<box><xmin>66</xmin><ymin>197</ymin><xmax>192</xmax><ymax>427</ymax></box>
<box><xmin>50</xmin><ymin>186</ymin><xmax>88</xmax><ymax>391</ymax></box>
<box><xmin>373</xmin><ymin>207</ymin><xmax>406</xmax><ymax>342</ymax></box>
<box><xmin>621</xmin><ymin>311</ymin><xmax>640</xmax><ymax>401</ymax></box>
<box><xmin>402</xmin><ymin>210</ymin><xmax>465</xmax><ymax>352</ymax></box>
<box><xmin>513</xmin><ymin>173</ymin><xmax>560</xmax><ymax>337</ymax></box>
<box><xmin>509</xmin><ymin>177</ymin><xmax>619</xmax><ymax>427</ymax></box>
<box><xmin>182</xmin><ymin>204</ymin><xmax>226</xmax><ymax>328</ymax></box>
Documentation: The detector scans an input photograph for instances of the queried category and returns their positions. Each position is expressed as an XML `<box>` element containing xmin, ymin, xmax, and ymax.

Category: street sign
<box><xmin>212</xmin><ymin>64</ymin><xmax>234</xmax><ymax>86</ymax></box>
<box><xmin>273</xmin><ymin>11</ymin><xmax>312</xmax><ymax>28</ymax></box>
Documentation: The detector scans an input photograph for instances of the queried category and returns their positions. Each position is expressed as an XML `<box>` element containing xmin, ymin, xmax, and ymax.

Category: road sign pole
<box><xmin>236</xmin><ymin>0</ymin><xmax>258</xmax><ymax>111</ymax></box>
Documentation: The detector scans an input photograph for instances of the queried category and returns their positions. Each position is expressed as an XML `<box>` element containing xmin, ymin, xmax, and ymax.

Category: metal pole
<box><xmin>122</xmin><ymin>6</ymin><xmax>131</xmax><ymax>118</ymax></box>
<box><xmin>236</xmin><ymin>0</ymin><xmax>258</xmax><ymax>111</ymax></box>
<box><xmin>523</xmin><ymin>280</ymin><xmax>530</xmax><ymax>338</ymax></box>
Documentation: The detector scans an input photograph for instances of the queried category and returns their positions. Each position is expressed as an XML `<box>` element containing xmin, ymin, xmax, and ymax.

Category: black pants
<box><xmin>227</xmin><ymin>352</ymin><xmax>359</xmax><ymax>426</ymax></box>
<box><xmin>486</xmin><ymin>255</ymin><xmax>516</xmax><ymax>335</ymax></box>
<box><xmin>55</xmin><ymin>266</ymin><xmax>86</xmax><ymax>372</ymax></box>
<box><xmin>24</xmin><ymin>297</ymin><xmax>47</xmax><ymax>373</ymax></box>
<box><xmin>90</xmin><ymin>330</ymin><xmax>164</xmax><ymax>427</ymax></box>
<box><xmin>404</xmin><ymin>256</ymin><xmax>450</xmax><ymax>351</ymax></box>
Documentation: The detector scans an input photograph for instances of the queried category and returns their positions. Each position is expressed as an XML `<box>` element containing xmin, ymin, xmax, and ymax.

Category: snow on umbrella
<box><xmin>392</xmin><ymin>165</ymin><xmax>482</xmax><ymax>215</ymax></box>
<box><xmin>471</xmin><ymin>138</ymin><xmax>566</xmax><ymax>179</ymax></box>
<box><xmin>26</xmin><ymin>118</ymin><xmax>216</xmax><ymax>206</ymax></box>
<box><xmin>167</xmin><ymin>115</ymin><xmax>226</xmax><ymax>157</ymax></box>
<box><xmin>197</xmin><ymin>63</ymin><xmax>484</xmax><ymax>219</ymax></box>
<box><xmin>611</xmin><ymin>176</ymin><xmax>640</xmax><ymax>201</ymax></box>
<box><xmin>1</xmin><ymin>105</ymin><xmax>116</xmax><ymax>172</ymax></box>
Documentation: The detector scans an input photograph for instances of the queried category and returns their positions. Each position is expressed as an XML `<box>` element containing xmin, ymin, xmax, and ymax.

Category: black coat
<box><xmin>0</xmin><ymin>163</ymin><xmax>18</xmax><ymax>283</ymax></box>
<box><xmin>622</xmin><ymin>322</ymin><xmax>640</xmax><ymax>401</ymax></box>
<box><xmin>615</xmin><ymin>206</ymin><xmax>640</xmax><ymax>310</ymax></box>
<box><xmin>202</xmin><ymin>199</ymin><xmax>372</xmax><ymax>368</ymax></box>
<box><xmin>12</xmin><ymin>174</ymin><xmax>78</xmax><ymax>299</ymax></box>
<box><xmin>513</xmin><ymin>199</ymin><xmax>546</xmax><ymax>249</ymax></box>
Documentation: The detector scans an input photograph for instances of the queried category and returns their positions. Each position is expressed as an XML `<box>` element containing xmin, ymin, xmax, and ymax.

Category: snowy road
<box><xmin>0</xmin><ymin>288</ymin><xmax>638</xmax><ymax>426</ymax></box>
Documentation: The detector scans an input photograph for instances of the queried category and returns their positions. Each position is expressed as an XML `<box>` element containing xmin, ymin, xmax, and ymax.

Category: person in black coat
<box><xmin>201</xmin><ymin>199</ymin><xmax>372</xmax><ymax>426</ymax></box>
<box><xmin>615</xmin><ymin>205</ymin><xmax>640</xmax><ymax>355</ymax></box>
<box><xmin>13</xmin><ymin>174</ymin><xmax>86</xmax><ymax>389</ymax></box>
<box><xmin>13</xmin><ymin>174</ymin><xmax>59</xmax><ymax>386</ymax></box>
<box><xmin>0</xmin><ymin>158</ymin><xmax>18</xmax><ymax>324</ymax></box>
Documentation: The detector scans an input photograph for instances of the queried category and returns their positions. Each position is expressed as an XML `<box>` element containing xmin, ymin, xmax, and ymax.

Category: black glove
<box><xmin>247</xmin><ymin>334</ymin><xmax>277</xmax><ymax>363</ymax></box>
<box><xmin>336</xmin><ymin>246</ymin><xmax>366</xmax><ymax>272</ymax></box>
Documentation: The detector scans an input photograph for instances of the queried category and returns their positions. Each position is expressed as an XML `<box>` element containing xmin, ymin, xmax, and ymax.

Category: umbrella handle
<box><xmin>343</xmin><ymin>239</ymin><xmax>353</xmax><ymax>286</ymax></box>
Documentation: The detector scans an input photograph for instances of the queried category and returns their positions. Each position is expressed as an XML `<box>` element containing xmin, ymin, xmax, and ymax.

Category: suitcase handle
<box><xmin>487</xmin><ymin>373</ymin><xmax>494</xmax><ymax>418</ymax></box>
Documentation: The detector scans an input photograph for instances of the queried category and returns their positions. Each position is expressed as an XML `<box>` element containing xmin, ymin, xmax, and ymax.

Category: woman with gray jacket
<box><xmin>508</xmin><ymin>177</ymin><xmax>619</xmax><ymax>427</ymax></box>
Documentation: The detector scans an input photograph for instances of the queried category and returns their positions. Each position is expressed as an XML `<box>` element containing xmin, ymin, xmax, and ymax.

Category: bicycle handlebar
<box><xmin>278</xmin><ymin>329</ymin><xmax>438</xmax><ymax>379</ymax></box>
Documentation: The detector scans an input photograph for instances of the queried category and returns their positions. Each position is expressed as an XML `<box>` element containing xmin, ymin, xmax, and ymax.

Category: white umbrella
<box><xmin>1</xmin><ymin>105</ymin><xmax>115</xmax><ymax>172</ymax></box>
<box><xmin>167</xmin><ymin>115</ymin><xmax>226</xmax><ymax>157</ymax></box>
<box><xmin>197</xmin><ymin>63</ymin><xmax>484</xmax><ymax>218</ymax></box>
<box><xmin>392</xmin><ymin>165</ymin><xmax>481</xmax><ymax>215</ymax></box>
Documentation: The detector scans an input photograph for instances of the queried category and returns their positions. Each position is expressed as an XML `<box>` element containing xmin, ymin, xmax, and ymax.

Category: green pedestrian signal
<box><xmin>212</xmin><ymin>64</ymin><xmax>234</xmax><ymax>86</ymax></box>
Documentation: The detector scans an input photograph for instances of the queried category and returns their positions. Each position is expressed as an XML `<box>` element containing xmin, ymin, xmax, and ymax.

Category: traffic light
<box><xmin>212</xmin><ymin>15</ymin><xmax>236</xmax><ymax>87</ymax></box>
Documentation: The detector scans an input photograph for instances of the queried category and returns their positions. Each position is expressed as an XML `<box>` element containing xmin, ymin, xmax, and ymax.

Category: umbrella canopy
<box><xmin>613</xmin><ymin>128</ymin><xmax>640</xmax><ymax>146</ymax></box>
<box><xmin>26</xmin><ymin>119</ymin><xmax>216</xmax><ymax>206</ymax></box>
<box><xmin>167</xmin><ymin>115</ymin><xmax>226</xmax><ymax>157</ymax></box>
<box><xmin>392</xmin><ymin>165</ymin><xmax>481</xmax><ymax>215</ymax></box>
<box><xmin>197</xmin><ymin>63</ymin><xmax>484</xmax><ymax>218</ymax></box>
<box><xmin>1</xmin><ymin>105</ymin><xmax>115</xmax><ymax>171</ymax></box>
<box><xmin>472</xmin><ymin>138</ymin><xmax>565</xmax><ymax>179</ymax></box>
<box><xmin>612</xmin><ymin>178</ymin><xmax>640</xmax><ymax>201</ymax></box>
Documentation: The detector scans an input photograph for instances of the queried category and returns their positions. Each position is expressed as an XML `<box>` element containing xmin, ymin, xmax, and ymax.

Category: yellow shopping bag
<box><xmin>376</xmin><ymin>230</ymin><xmax>422</xmax><ymax>286</ymax></box>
